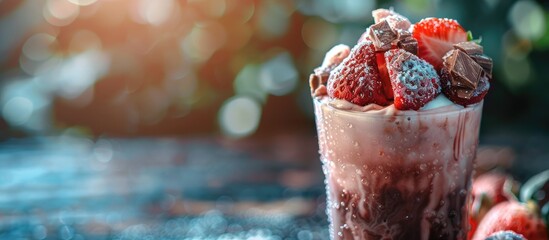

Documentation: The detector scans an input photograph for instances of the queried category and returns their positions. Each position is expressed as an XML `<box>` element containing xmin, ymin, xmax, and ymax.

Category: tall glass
<box><xmin>314</xmin><ymin>98</ymin><xmax>483</xmax><ymax>240</ymax></box>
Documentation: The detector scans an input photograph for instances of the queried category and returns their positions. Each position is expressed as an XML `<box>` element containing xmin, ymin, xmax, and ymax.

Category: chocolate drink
<box><xmin>314</xmin><ymin>98</ymin><xmax>483</xmax><ymax>240</ymax></box>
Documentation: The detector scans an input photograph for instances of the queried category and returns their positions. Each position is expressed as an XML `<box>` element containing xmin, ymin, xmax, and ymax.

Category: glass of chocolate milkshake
<box><xmin>310</xmin><ymin>9</ymin><xmax>493</xmax><ymax>240</ymax></box>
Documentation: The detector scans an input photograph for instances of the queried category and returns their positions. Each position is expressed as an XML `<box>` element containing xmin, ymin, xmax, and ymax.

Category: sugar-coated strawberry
<box><xmin>372</xmin><ymin>8</ymin><xmax>412</xmax><ymax>31</ymax></box>
<box><xmin>376</xmin><ymin>52</ymin><xmax>393</xmax><ymax>99</ymax></box>
<box><xmin>413</xmin><ymin>18</ymin><xmax>468</xmax><ymax>71</ymax></box>
<box><xmin>384</xmin><ymin>49</ymin><xmax>440</xmax><ymax>110</ymax></box>
<box><xmin>472</xmin><ymin>201</ymin><xmax>549</xmax><ymax>240</ymax></box>
<box><xmin>327</xmin><ymin>41</ymin><xmax>389</xmax><ymax>106</ymax></box>
<box><xmin>484</xmin><ymin>231</ymin><xmax>526</xmax><ymax>240</ymax></box>
<box><xmin>469</xmin><ymin>173</ymin><xmax>519</xmax><ymax>239</ymax></box>
<box><xmin>441</xmin><ymin>68</ymin><xmax>489</xmax><ymax>106</ymax></box>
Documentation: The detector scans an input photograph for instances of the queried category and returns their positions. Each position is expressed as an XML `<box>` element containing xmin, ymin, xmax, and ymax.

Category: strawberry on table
<box><xmin>385</xmin><ymin>49</ymin><xmax>441</xmax><ymax>110</ymax></box>
<box><xmin>469</xmin><ymin>173</ymin><xmax>519</xmax><ymax>239</ymax></box>
<box><xmin>472</xmin><ymin>201</ymin><xmax>549</xmax><ymax>240</ymax></box>
<box><xmin>413</xmin><ymin>18</ymin><xmax>468</xmax><ymax>71</ymax></box>
<box><xmin>327</xmin><ymin>41</ymin><xmax>389</xmax><ymax>106</ymax></box>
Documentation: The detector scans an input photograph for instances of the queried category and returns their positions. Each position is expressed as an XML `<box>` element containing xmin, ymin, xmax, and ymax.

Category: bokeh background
<box><xmin>0</xmin><ymin>0</ymin><xmax>548</xmax><ymax>139</ymax></box>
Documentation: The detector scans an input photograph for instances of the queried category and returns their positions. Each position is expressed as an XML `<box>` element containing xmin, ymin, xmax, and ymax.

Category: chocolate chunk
<box><xmin>368</xmin><ymin>20</ymin><xmax>397</xmax><ymax>51</ymax></box>
<box><xmin>454</xmin><ymin>42</ymin><xmax>483</xmax><ymax>55</ymax></box>
<box><xmin>444</xmin><ymin>50</ymin><xmax>483</xmax><ymax>89</ymax></box>
<box><xmin>470</xmin><ymin>54</ymin><xmax>493</xmax><ymax>78</ymax></box>
<box><xmin>398</xmin><ymin>37</ymin><xmax>418</xmax><ymax>55</ymax></box>
<box><xmin>453</xmin><ymin>87</ymin><xmax>474</xmax><ymax>99</ymax></box>
<box><xmin>396</xmin><ymin>29</ymin><xmax>412</xmax><ymax>40</ymax></box>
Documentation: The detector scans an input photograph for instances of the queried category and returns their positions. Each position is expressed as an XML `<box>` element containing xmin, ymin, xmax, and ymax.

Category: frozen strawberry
<box><xmin>472</xmin><ymin>201</ymin><xmax>549</xmax><ymax>240</ymax></box>
<box><xmin>384</xmin><ymin>49</ymin><xmax>440</xmax><ymax>110</ymax></box>
<box><xmin>413</xmin><ymin>18</ymin><xmax>468</xmax><ymax>71</ymax></box>
<box><xmin>376</xmin><ymin>52</ymin><xmax>393</xmax><ymax>99</ymax></box>
<box><xmin>484</xmin><ymin>231</ymin><xmax>526</xmax><ymax>240</ymax></box>
<box><xmin>327</xmin><ymin>41</ymin><xmax>389</xmax><ymax>106</ymax></box>
<box><xmin>441</xmin><ymin>68</ymin><xmax>489</xmax><ymax>106</ymax></box>
<box><xmin>469</xmin><ymin>173</ymin><xmax>519</xmax><ymax>239</ymax></box>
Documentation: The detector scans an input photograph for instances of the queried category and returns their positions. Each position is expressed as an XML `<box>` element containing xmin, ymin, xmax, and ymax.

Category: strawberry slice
<box><xmin>376</xmin><ymin>52</ymin><xmax>393</xmax><ymax>99</ymax></box>
<box><xmin>327</xmin><ymin>41</ymin><xmax>389</xmax><ymax>106</ymax></box>
<box><xmin>413</xmin><ymin>18</ymin><xmax>468</xmax><ymax>71</ymax></box>
<box><xmin>472</xmin><ymin>201</ymin><xmax>549</xmax><ymax>240</ymax></box>
<box><xmin>385</xmin><ymin>49</ymin><xmax>440</xmax><ymax>110</ymax></box>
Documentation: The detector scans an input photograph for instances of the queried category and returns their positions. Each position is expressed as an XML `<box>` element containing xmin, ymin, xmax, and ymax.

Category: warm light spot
<box><xmin>225</xmin><ymin>0</ymin><xmax>255</xmax><ymax>23</ymax></box>
<box><xmin>234</xmin><ymin>64</ymin><xmax>267</xmax><ymax>103</ymax></box>
<box><xmin>224</xmin><ymin>23</ymin><xmax>252</xmax><ymax>51</ymax></box>
<box><xmin>181</xmin><ymin>22</ymin><xmax>227</xmax><ymax>62</ymax></box>
<box><xmin>136</xmin><ymin>0</ymin><xmax>174</xmax><ymax>26</ymax></box>
<box><xmin>219</xmin><ymin>96</ymin><xmax>262</xmax><ymax>138</ymax></box>
<box><xmin>259</xmin><ymin>52</ymin><xmax>298</xmax><ymax>96</ymax></box>
<box><xmin>503</xmin><ymin>55</ymin><xmax>532</xmax><ymax>90</ymax></box>
<box><xmin>44</xmin><ymin>0</ymin><xmax>80</xmax><ymax>26</ymax></box>
<box><xmin>3</xmin><ymin>97</ymin><xmax>34</xmax><ymax>126</ymax></box>
<box><xmin>67</xmin><ymin>0</ymin><xmax>98</xmax><ymax>6</ymax></box>
<box><xmin>55</xmin><ymin>50</ymin><xmax>110</xmax><ymax>99</ymax></box>
<box><xmin>502</xmin><ymin>30</ymin><xmax>532</xmax><ymax>60</ymax></box>
<box><xmin>19</xmin><ymin>54</ymin><xmax>41</xmax><ymax>76</ymax></box>
<box><xmin>301</xmin><ymin>18</ymin><xmax>338</xmax><ymax>50</ymax></box>
<box><xmin>509</xmin><ymin>0</ymin><xmax>546</xmax><ymax>40</ymax></box>
<box><xmin>23</xmin><ymin>33</ymin><xmax>56</xmax><ymax>62</ymax></box>
<box><xmin>188</xmin><ymin>0</ymin><xmax>226</xmax><ymax>18</ymax></box>
<box><xmin>257</xmin><ymin>0</ymin><xmax>292</xmax><ymax>38</ymax></box>
<box><xmin>69</xmin><ymin>30</ymin><xmax>102</xmax><ymax>52</ymax></box>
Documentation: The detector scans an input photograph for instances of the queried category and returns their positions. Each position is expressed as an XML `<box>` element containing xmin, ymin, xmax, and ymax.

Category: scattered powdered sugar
<box><xmin>396</xmin><ymin>57</ymin><xmax>439</xmax><ymax>91</ymax></box>
<box><xmin>471</xmin><ymin>75</ymin><xmax>490</xmax><ymax>97</ymax></box>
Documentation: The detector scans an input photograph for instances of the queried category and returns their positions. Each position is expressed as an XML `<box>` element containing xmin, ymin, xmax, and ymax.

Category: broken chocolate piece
<box><xmin>397</xmin><ymin>37</ymin><xmax>418</xmax><ymax>55</ymax></box>
<box><xmin>444</xmin><ymin>50</ymin><xmax>483</xmax><ymax>89</ymax></box>
<box><xmin>454</xmin><ymin>42</ymin><xmax>483</xmax><ymax>55</ymax></box>
<box><xmin>453</xmin><ymin>87</ymin><xmax>474</xmax><ymax>99</ymax></box>
<box><xmin>368</xmin><ymin>20</ymin><xmax>397</xmax><ymax>51</ymax></box>
<box><xmin>396</xmin><ymin>29</ymin><xmax>412</xmax><ymax>40</ymax></box>
<box><xmin>470</xmin><ymin>54</ymin><xmax>493</xmax><ymax>78</ymax></box>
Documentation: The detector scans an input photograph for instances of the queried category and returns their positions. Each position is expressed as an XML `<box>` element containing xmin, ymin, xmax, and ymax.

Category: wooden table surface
<box><xmin>0</xmin><ymin>133</ymin><xmax>547</xmax><ymax>239</ymax></box>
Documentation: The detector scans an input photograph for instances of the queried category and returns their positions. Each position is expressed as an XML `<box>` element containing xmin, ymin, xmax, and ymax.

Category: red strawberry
<box><xmin>468</xmin><ymin>173</ymin><xmax>519</xmax><ymax>239</ymax></box>
<box><xmin>413</xmin><ymin>18</ymin><xmax>468</xmax><ymax>71</ymax></box>
<box><xmin>472</xmin><ymin>201</ymin><xmax>549</xmax><ymax>240</ymax></box>
<box><xmin>441</xmin><ymin>68</ymin><xmax>490</xmax><ymax>106</ymax></box>
<box><xmin>384</xmin><ymin>49</ymin><xmax>440</xmax><ymax>110</ymax></box>
<box><xmin>376</xmin><ymin>52</ymin><xmax>393</xmax><ymax>99</ymax></box>
<box><xmin>327</xmin><ymin>41</ymin><xmax>389</xmax><ymax>106</ymax></box>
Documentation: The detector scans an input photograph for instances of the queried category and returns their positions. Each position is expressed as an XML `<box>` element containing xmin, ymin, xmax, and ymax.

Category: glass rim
<box><xmin>314</xmin><ymin>97</ymin><xmax>483</xmax><ymax>118</ymax></box>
